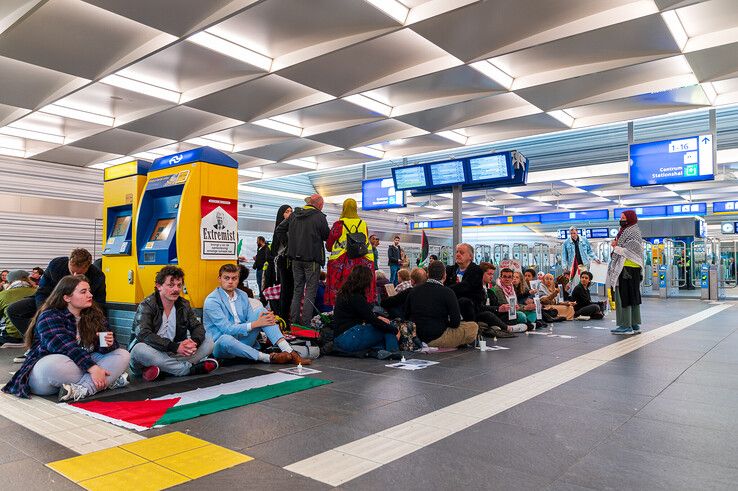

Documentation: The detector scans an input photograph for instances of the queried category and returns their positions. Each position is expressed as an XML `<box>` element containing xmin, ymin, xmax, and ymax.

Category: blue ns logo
<box><xmin>168</xmin><ymin>154</ymin><xmax>184</xmax><ymax>165</ymax></box>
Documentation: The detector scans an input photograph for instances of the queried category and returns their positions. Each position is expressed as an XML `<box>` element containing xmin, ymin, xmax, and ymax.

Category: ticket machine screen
<box><xmin>149</xmin><ymin>218</ymin><xmax>174</xmax><ymax>242</ymax></box>
<box><xmin>110</xmin><ymin>216</ymin><xmax>131</xmax><ymax>237</ymax></box>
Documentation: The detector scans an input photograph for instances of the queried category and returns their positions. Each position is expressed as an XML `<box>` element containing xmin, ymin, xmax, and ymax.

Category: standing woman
<box><xmin>606</xmin><ymin>210</ymin><xmax>644</xmax><ymax>335</ymax></box>
<box><xmin>2</xmin><ymin>275</ymin><xmax>129</xmax><ymax>401</ymax></box>
<box><xmin>324</xmin><ymin>198</ymin><xmax>375</xmax><ymax>306</ymax></box>
<box><xmin>269</xmin><ymin>205</ymin><xmax>293</xmax><ymax>319</ymax></box>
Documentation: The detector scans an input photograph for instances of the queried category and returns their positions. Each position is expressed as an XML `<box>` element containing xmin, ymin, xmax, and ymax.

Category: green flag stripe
<box><xmin>154</xmin><ymin>377</ymin><xmax>331</xmax><ymax>426</ymax></box>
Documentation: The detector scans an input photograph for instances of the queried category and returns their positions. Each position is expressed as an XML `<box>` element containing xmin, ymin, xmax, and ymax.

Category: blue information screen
<box><xmin>429</xmin><ymin>160</ymin><xmax>466</xmax><ymax>186</ymax></box>
<box><xmin>393</xmin><ymin>165</ymin><xmax>428</xmax><ymax>190</ymax></box>
<box><xmin>713</xmin><ymin>200</ymin><xmax>738</xmax><ymax>213</ymax></box>
<box><xmin>468</xmin><ymin>153</ymin><xmax>511</xmax><ymax>182</ymax></box>
<box><xmin>361</xmin><ymin>178</ymin><xmax>405</xmax><ymax>210</ymax></box>
<box><xmin>630</xmin><ymin>134</ymin><xmax>714</xmax><ymax>187</ymax></box>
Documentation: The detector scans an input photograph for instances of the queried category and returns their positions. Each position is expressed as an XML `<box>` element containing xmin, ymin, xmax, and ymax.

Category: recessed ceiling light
<box><xmin>0</xmin><ymin>126</ymin><xmax>64</xmax><ymax>145</ymax></box>
<box><xmin>189</xmin><ymin>31</ymin><xmax>272</xmax><ymax>71</ymax></box>
<box><xmin>365</xmin><ymin>0</ymin><xmax>409</xmax><ymax>24</ymax></box>
<box><xmin>39</xmin><ymin>104</ymin><xmax>114</xmax><ymax>126</ymax></box>
<box><xmin>252</xmin><ymin>118</ymin><xmax>303</xmax><ymax>137</ymax></box>
<box><xmin>100</xmin><ymin>74</ymin><xmax>181</xmax><ymax>103</ymax></box>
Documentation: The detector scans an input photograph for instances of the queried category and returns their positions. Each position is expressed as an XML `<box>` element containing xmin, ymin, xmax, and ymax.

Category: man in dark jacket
<box><xmin>7</xmin><ymin>248</ymin><xmax>106</xmax><ymax>337</ymax></box>
<box><xmin>387</xmin><ymin>235</ymin><xmax>402</xmax><ymax>285</ymax></box>
<box><xmin>275</xmin><ymin>194</ymin><xmax>330</xmax><ymax>325</ymax></box>
<box><xmin>406</xmin><ymin>260</ymin><xmax>478</xmax><ymax>347</ymax></box>
<box><xmin>444</xmin><ymin>243</ymin><xmax>486</xmax><ymax>321</ymax></box>
<box><xmin>129</xmin><ymin>265</ymin><xmax>217</xmax><ymax>381</ymax></box>
<box><xmin>252</xmin><ymin>236</ymin><xmax>269</xmax><ymax>294</ymax></box>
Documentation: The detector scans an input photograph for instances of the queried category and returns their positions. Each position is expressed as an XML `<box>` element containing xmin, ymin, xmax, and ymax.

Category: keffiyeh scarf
<box><xmin>605</xmin><ymin>224</ymin><xmax>644</xmax><ymax>290</ymax></box>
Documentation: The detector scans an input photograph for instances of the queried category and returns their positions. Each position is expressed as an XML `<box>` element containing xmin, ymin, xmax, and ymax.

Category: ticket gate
<box><xmin>493</xmin><ymin>244</ymin><xmax>510</xmax><ymax>264</ymax></box>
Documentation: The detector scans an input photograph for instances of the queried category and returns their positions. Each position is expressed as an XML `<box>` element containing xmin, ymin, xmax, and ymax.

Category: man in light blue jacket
<box><xmin>203</xmin><ymin>264</ymin><xmax>309</xmax><ymax>365</ymax></box>
<box><xmin>561</xmin><ymin>227</ymin><xmax>597</xmax><ymax>273</ymax></box>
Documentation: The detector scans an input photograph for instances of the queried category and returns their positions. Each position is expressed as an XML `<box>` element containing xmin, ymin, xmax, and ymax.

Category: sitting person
<box><xmin>537</xmin><ymin>273</ymin><xmax>575</xmax><ymax>320</ymax></box>
<box><xmin>571</xmin><ymin>271</ymin><xmax>604</xmax><ymax>320</ymax></box>
<box><xmin>475</xmin><ymin>262</ymin><xmax>513</xmax><ymax>336</ymax></box>
<box><xmin>514</xmin><ymin>271</ymin><xmax>541</xmax><ymax>326</ymax></box>
<box><xmin>381</xmin><ymin>267</ymin><xmax>427</xmax><ymax>319</ymax></box>
<box><xmin>395</xmin><ymin>269</ymin><xmax>412</xmax><ymax>293</ymax></box>
<box><xmin>314</xmin><ymin>271</ymin><xmax>331</xmax><ymax>313</ymax></box>
<box><xmin>524</xmin><ymin>268</ymin><xmax>541</xmax><ymax>291</ymax></box>
<box><xmin>556</xmin><ymin>272</ymin><xmax>573</xmax><ymax>302</ymax></box>
<box><xmin>375</xmin><ymin>270</ymin><xmax>390</xmax><ymax>304</ymax></box>
<box><xmin>0</xmin><ymin>270</ymin><xmax>36</xmax><ymax>344</ymax></box>
<box><xmin>332</xmin><ymin>266</ymin><xmax>398</xmax><ymax>354</ymax></box>
<box><xmin>489</xmin><ymin>268</ymin><xmax>531</xmax><ymax>332</ymax></box>
<box><xmin>2</xmin><ymin>275</ymin><xmax>129</xmax><ymax>401</ymax></box>
<box><xmin>129</xmin><ymin>266</ymin><xmax>217</xmax><ymax>381</ymax></box>
<box><xmin>444</xmin><ymin>243</ymin><xmax>486</xmax><ymax>321</ymax></box>
<box><xmin>406</xmin><ymin>260</ymin><xmax>478</xmax><ymax>348</ymax></box>
<box><xmin>204</xmin><ymin>264</ymin><xmax>308</xmax><ymax>365</ymax></box>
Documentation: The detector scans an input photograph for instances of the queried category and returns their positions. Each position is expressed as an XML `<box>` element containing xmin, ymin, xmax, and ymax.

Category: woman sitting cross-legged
<box><xmin>2</xmin><ymin>275</ymin><xmax>130</xmax><ymax>401</ymax></box>
<box><xmin>331</xmin><ymin>265</ymin><xmax>398</xmax><ymax>355</ymax></box>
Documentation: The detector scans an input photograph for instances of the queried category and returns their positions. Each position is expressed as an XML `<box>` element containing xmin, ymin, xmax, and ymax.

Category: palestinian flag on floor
<box><xmin>62</xmin><ymin>370</ymin><xmax>330</xmax><ymax>431</ymax></box>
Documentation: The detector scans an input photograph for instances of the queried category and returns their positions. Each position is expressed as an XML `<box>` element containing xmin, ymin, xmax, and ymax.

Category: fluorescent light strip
<box><xmin>0</xmin><ymin>126</ymin><xmax>64</xmax><ymax>145</ymax></box>
<box><xmin>252</xmin><ymin>118</ymin><xmax>303</xmax><ymax>136</ymax></box>
<box><xmin>547</xmin><ymin>110</ymin><xmax>575</xmax><ymax>127</ymax></box>
<box><xmin>701</xmin><ymin>82</ymin><xmax>717</xmax><ymax>105</ymax></box>
<box><xmin>238</xmin><ymin>168</ymin><xmax>264</xmax><ymax>178</ymax></box>
<box><xmin>39</xmin><ymin>104</ymin><xmax>114</xmax><ymax>126</ymax></box>
<box><xmin>0</xmin><ymin>146</ymin><xmax>25</xmax><ymax>158</ymax></box>
<box><xmin>343</xmin><ymin>94</ymin><xmax>393</xmax><ymax>117</ymax></box>
<box><xmin>284</xmin><ymin>158</ymin><xmax>318</xmax><ymax>170</ymax></box>
<box><xmin>100</xmin><ymin>74</ymin><xmax>181</xmax><ymax>103</ymax></box>
<box><xmin>351</xmin><ymin>146</ymin><xmax>385</xmax><ymax>159</ymax></box>
<box><xmin>435</xmin><ymin>130</ymin><xmax>468</xmax><ymax>145</ymax></box>
<box><xmin>469</xmin><ymin>60</ymin><xmax>514</xmax><ymax>90</ymax></box>
<box><xmin>185</xmin><ymin>137</ymin><xmax>234</xmax><ymax>152</ymax></box>
<box><xmin>661</xmin><ymin>10</ymin><xmax>688</xmax><ymax>50</ymax></box>
<box><xmin>238</xmin><ymin>185</ymin><xmax>306</xmax><ymax>200</ymax></box>
<box><xmin>189</xmin><ymin>31</ymin><xmax>272</xmax><ymax>71</ymax></box>
<box><xmin>88</xmin><ymin>155</ymin><xmax>136</xmax><ymax>169</ymax></box>
<box><xmin>365</xmin><ymin>0</ymin><xmax>409</xmax><ymax>24</ymax></box>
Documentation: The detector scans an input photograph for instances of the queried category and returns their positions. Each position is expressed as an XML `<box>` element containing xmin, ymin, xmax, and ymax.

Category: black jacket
<box><xmin>253</xmin><ymin>245</ymin><xmax>269</xmax><ymax>270</ymax></box>
<box><xmin>131</xmin><ymin>291</ymin><xmax>206</xmax><ymax>352</ymax></box>
<box><xmin>333</xmin><ymin>292</ymin><xmax>396</xmax><ymax>337</ymax></box>
<box><xmin>571</xmin><ymin>283</ymin><xmax>594</xmax><ymax>312</ymax></box>
<box><xmin>444</xmin><ymin>262</ymin><xmax>485</xmax><ymax>311</ymax></box>
<box><xmin>405</xmin><ymin>281</ymin><xmax>461</xmax><ymax>343</ymax></box>
<box><xmin>387</xmin><ymin>244</ymin><xmax>401</xmax><ymax>266</ymax></box>
<box><xmin>37</xmin><ymin>256</ymin><xmax>106</xmax><ymax>308</ymax></box>
<box><xmin>275</xmin><ymin>205</ymin><xmax>330</xmax><ymax>264</ymax></box>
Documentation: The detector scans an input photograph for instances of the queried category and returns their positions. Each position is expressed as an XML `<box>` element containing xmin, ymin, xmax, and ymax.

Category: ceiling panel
<box><xmin>309</xmin><ymin>119</ymin><xmax>427</xmax><ymax>148</ymax></box>
<box><xmin>239</xmin><ymin>138</ymin><xmax>341</xmax><ymax>162</ymax></box>
<box><xmin>69</xmin><ymin>128</ymin><xmax>174</xmax><ymax>156</ymax></box>
<box><xmin>118</xmin><ymin>106</ymin><xmax>243</xmax><ymax>141</ymax></box>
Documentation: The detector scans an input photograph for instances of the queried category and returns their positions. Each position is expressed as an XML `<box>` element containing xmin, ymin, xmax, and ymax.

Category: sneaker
<box><xmin>108</xmin><ymin>372</ymin><xmax>129</xmax><ymax>390</ymax></box>
<box><xmin>58</xmin><ymin>383</ymin><xmax>89</xmax><ymax>402</ymax></box>
<box><xmin>189</xmin><ymin>358</ymin><xmax>219</xmax><ymax>376</ymax></box>
<box><xmin>12</xmin><ymin>353</ymin><xmax>27</xmax><ymax>363</ymax></box>
<box><xmin>632</xmin><ymin>325</ymin><xmax>641</xmax><ymax>334</ymax></box>
<box><xmin>610</xmin><ymin>326</ymin><xmax>634</xmax><ymax>335</ymax></box>
<box><xmin>575</xmin><ymin>315</ymin><xmax>591</xmax><ymax>321</ymax></box>
<box><xmin>142</xmin><ymin>365</ymin><xmax>162</xmax><ymax>382</ymax></box>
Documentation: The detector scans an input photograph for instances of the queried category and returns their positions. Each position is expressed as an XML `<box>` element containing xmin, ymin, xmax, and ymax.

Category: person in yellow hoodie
<box><xmin>325</xmin><ymin>198</ymin><xmax>375</xmax><ymax>306</ymax></box>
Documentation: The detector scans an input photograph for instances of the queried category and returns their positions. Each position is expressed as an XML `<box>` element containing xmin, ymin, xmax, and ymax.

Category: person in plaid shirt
<box><xmin>2</xmin><ymin>275</ymin><xmax>129</xmax><ymax>401</ymax></box>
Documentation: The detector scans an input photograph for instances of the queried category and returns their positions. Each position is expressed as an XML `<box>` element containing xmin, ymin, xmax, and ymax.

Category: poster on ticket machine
<box><xmin>200</xmin><ymin>196</ymin><xmax>237</xmax><ymax>260</ymax></box>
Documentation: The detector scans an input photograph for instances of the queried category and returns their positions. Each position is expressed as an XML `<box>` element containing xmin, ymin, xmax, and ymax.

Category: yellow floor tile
<box><xmin>46</xmin><ymin>447</ymin><xmax>147</xmax><ymax>482</ymax></box>
<box><xmin>155</xmin><ymin>443</ymin><xmax>253</xmax><ymax>479</ymax></box>
<box><xmin>119</xmin><ymin>431</ymin><xmax>209</xmax><ymax>460</ymax></box>
<box><xmin>78</xmin><ymin>462</ymin><xmax>189</xmax><ymax>491</ymax></box>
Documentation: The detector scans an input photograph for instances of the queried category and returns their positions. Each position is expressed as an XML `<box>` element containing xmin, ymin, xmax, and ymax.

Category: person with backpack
<box><xmin>325</xmin><ymin>198</ymin><xmax>375</xmax><ymax>306</ymax></box>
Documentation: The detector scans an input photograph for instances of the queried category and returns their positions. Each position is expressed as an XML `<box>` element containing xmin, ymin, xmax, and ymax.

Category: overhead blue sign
<box><xmin>151</xmin><ymin>146</ymin><xmax>238</xmax><ymax>171</ymax></box>
<box><xmin>361</xmin><ymin>178</ymin><xmax>405</xmax><ymax>211</ymax></box>
<box><xmin>614</xmin><ymin>203</ymin><xmax>706</xmax><ymax>219</ymax></box>
<box><xmin>713</xmin><ymin>200</ymin><xmax>738</xmax><ymax>213</ymax></box>
<box><xmin>411</xmin><ymin>208</ymin><xmax>608</xmax><ymax>230</ymax></box>
<box><xmin>540</xmin><ymin>209</ymin><xmax>609</xmax><ymax>223</ymax></box>
<box><xmin>629</xmin><ymin>134</ymin><xmax>714</xmax><ymax>187</ymax></box>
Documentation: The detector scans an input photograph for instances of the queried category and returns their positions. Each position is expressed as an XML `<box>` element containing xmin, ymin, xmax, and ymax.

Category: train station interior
<box><xmin>1</xmin><ymin>1</ymin><xmax>738</xmax><ymax>489</ymax></box>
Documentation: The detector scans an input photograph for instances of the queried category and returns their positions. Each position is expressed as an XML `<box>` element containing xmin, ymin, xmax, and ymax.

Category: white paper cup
<box><xmin>98</xmin><ymin>332</ymin><xmax>110</xmax><ymax>347</ymax></box>
<box><xmin>479</xmin><ymin>339</ymin><xmax>487</xmax><ymax>350</ymax></box>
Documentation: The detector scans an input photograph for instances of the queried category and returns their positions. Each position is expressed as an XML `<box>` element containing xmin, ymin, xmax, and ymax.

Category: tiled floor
<box><xmin>0</xmin><ymin>298</ymin><xmax>736</xmax><ymax>490</ymax></box>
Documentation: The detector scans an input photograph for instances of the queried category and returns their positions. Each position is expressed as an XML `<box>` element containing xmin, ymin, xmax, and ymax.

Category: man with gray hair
<box><xmin>444</xmin><ymin>243</ymin><xmax>486</xmax><ymax>321</ymax></box>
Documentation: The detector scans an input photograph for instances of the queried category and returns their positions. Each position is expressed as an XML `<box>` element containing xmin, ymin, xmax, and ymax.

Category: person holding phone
<box><xmin>204</xmin><ymin>264</ymin><xmax>309</xmax><ymax>365</ymax></box>
<box><xmin>2</xmin><ymin>275</ymin><xmax>129</xmax><ymax>401</ymax></box>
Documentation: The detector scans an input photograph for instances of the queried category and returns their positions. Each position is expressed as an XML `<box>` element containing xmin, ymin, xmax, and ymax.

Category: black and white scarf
<box><xmin>605</xmin><ymin>224</ymin><xmax>644</xmax><ymax>290</ymax></box>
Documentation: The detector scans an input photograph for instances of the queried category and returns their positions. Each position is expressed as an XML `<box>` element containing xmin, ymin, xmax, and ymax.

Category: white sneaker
<box><xmin>109</xmin><ymin>372</ymin><xmax>129</xmax><ymax>390</ymax></box>
<box><xmin>58</xmin><ymin>383</ymin><xmax>89</xmax><ymax>402</ymax></box>
<box><xmin>291</xmin><ymin>345</ymin><xmax>320</xmax><ymax>360</ymax></box>
<box><xmin>509</xmin><ymin>323</ymin><xmax>528</xmax><ymax>333</ymax></box>
<box><xmin>575</xmin><ymin>315</ymin><xmax>591</xmax><ymax>321</ymax></box>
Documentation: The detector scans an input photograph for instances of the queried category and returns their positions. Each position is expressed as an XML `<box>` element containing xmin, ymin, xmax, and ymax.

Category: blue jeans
<box><xmin>256</xmin><ymin>268</ymin><xmax>263</xmax><ymax>293</ymax></box>
<box><xmin>334</xmin><ymin>324</ymin><xmax>398</xmax><ymax>353</ymax></box>
<box><xmin>213</xmin><ymin>324</ymin><xmax>284</xmax><ymax>361</ymax></box>
<box><xmin>389</xmin><ymin>264</ymin><xmax>400</xmax><ymax>285</ymax></box>
<box><xmin>130</xmin><ymin>336</ymin><xmax>214</xmax><ymax>377</ymax></box>
<box><xmin>28</xmin><ymin>349</ymin><xmax>130</xmax><ymax>396</ymax></box>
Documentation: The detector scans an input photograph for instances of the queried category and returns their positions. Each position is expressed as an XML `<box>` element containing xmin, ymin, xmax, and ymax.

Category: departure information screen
<box><xmin>429</xmin><ymin>160</ymin><xmax>466</xmax><ymax>186</ymax></box>
<box><xmin>362</xmin><ymin>178</ymin><xmax>405</xmax><ymax>210</ymax></box>
<box><xmin>630</xmin><ymin>134</ymin><xmax>714</xmax><ymax>187</ymax></box>
<box><xmin>468</xmin><ymin>154</ymin><xmax>510</xmax><ymax>182</ymax></box>
<box><xmin>393</xmin><ymin>165</ymin><xmax>428</xmax><ymax>190</ymax></box>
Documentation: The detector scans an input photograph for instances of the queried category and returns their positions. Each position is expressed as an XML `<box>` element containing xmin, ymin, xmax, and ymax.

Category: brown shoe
<box><xmin>269</xmin><ymin>352</ymin><xmax>293</xmax><ymax>364</ymax></box>
<box><xmin>290</xmin><ymin>351</ymin><xmax>311</xmax><ymax>366</ymax></box>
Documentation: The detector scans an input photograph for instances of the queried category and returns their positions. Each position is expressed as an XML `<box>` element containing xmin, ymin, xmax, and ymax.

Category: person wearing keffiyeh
<box><xmin>605</xmin><ymin>210</ymin><xmax>644</xmax><ymax>335</ymax></box>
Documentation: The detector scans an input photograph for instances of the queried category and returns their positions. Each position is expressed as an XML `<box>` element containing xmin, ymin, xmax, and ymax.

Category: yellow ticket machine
<box><xmin>135</xmin><ymin>147</ymin><xmax>239</xmax><ymax>308</ymax></box>
<box><xmin>101</xmin><ymin>160</ymin><xmax>151</xmax><ymax>304</ymax></box>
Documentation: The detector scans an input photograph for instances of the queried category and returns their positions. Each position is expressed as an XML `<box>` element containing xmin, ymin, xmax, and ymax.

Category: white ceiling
<box><xmin>3</xmin><ymin>0</ymin><xmax>738</xmax><ymax>219</ymax></box>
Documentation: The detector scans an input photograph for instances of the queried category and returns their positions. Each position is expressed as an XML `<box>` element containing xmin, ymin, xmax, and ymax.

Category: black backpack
<box><xmin>343</xmin><ymin>220</ymin><xmax>368</xmax><ymax>259</ymax></box>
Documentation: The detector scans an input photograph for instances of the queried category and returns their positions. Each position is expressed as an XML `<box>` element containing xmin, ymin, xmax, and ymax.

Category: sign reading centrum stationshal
<box><xmin>629</xmin><ymin>134</ymin><xmax>714</xmax><ymax>187</ymax></box>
